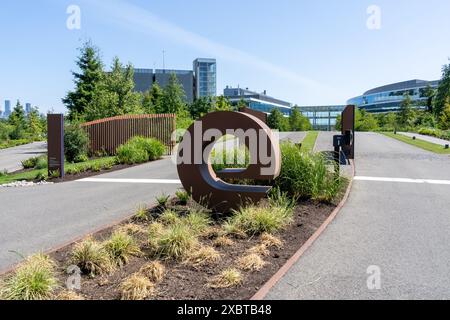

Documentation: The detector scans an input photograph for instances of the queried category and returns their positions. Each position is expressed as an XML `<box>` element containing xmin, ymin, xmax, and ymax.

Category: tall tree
<box><xmin>397</xmin><ymin>93</ymin><xmax>414</xmax><ymax>127</ymax></box>
<box><xmin>63</xmin><ymin>41</ymin><xmax>104</xmax><ymax>119</ymax></box>
<box><xmin>27</xmin><ymin>107</ymin><xmax>43</xmax><ymax>139</ymax></box>
<box><xmin>423</xmin><ymin>85</ymin><xmax>436</xmax><ymax>113</ymax></box>
<box><xmin>434</xmin><ymin>60</ymin><xmax>450</xmax><ymax>117</ymax></box>
<box><xmin>213</xmin><ymin>95</ymin><xmax>233</xmax><ymax>112</ymax></box>
<box><xmin>85</xmin><ymin>57</ymin><xmax>142</xmax><ymax>121</ymax></box>
<box><xmin>161</xmin><ymin>73</ymin><xmax>187</xmax><ymax>114</ymax></box>
<box><xmin>190</xmin><ymin>97</ymin><xmax>213</xmax><ymax>119</ymax></box>
<box><xmin>289</xmin><ymin>107</ymin><xmax>311</xmax><ymax>131</ymax></box>
<box><xmin>439</xmin><ymin>98</ymin><xmax>450</xmax><ymax>130</ymax></box>
<box><xmin>8</xmin><ymin>101</ymin><xmax>27</xmax><ymax>139</ymax></box>
<box><xmin>149</xmin><ymin>82</ymin><xmax>164</xmax><ymax>113</ymax></box>
<box><xmin>268</xmin><ymin>108</ymin><xmax>290</xmax><ymax>131</ymax></box>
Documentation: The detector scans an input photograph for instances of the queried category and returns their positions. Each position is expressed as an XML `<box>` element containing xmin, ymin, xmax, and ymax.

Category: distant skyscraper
<box><xmin>25</xmin><ymin>103</ymin><xmax>32</xmax><ymax>114</ymax></box>
<box><xmin>4</xmin><ymin>100</ymin><xmax>11</xmax><ymax>118</ymax></box>
<box><xmin>193</xmin><ymin>58</ymin><xmax>217</xmax><ymax>98</ymax></box>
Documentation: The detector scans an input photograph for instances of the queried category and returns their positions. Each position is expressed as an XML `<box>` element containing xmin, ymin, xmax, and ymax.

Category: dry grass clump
<box><xmin>237</xmin><ymin>254</ymin><xmax>266</xmax><ymax>272</ymax></box>
<box><xmin>201</xmin><ymin>226</ymin><xmax>222</xmax><ymax>239</ymax></box>
<box><xmin>139</xmin><ymin>261</ymin><xmax>165</xmax><ymax>283</ymax></box>
<box><xmin>116</xmin><ymin>223</ymin><xmax>147</xmax><ymax>236</ymax></box>
<box><xmin>120</xmin><ymin>273</ymin><xmax>154</xmax><ymax>300</ymax></box>
<box><xmin>0</xmin><ymin>253</ymin><xmax>58</xmax><ymax>300</ymax></box>
<box><xmin>184</xmin><ymin>245</ymin><xmax>221</xmax><ymax>267</ymax></box>
<box><xmin>247</xmin><ymin>244</ymin><xmax>270</xmax><ymax>257</ymax></box>
<box><xmin>70</xmin><ymin>237</ymin><xmax>113</xmax><ymax>277</ymax></box>
<box><xmin>260</xmin><ymin>233</ymin><xmax>284</xmax><ymax>249</ymax></box>
<box><xmin>213</xmin><ymin>235</ymin><xmax>235</xmax><ymax>248</ymax></box>
<box><xmin>55</xmin><ymin>290</ymin><xmax>85</xmax><ymax>300</ymax></box>
<box><xmin>222</xmin><ymin>221</ymin><xmax>247</xmax><ymax>239</ymax></box>
<box><xmin>148</xmin><ymin>222</ymin><xmax>165</xmax><ymax>252</ymax></box>
<box><xmin>104</xmin><ymin>231</ymin><xmax>142</xmax><ymax>266</ymax></box>
<box><xmin>208</xmin><ymin>268</ymin><xmax>243</xmax><ymax>288</ymax></box>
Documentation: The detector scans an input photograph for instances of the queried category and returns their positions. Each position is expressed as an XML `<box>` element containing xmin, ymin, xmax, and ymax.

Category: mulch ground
<box><xmin>50</xmin><ymin>197</ymin><xmax>342</xmax><ymax>300</ymax></box>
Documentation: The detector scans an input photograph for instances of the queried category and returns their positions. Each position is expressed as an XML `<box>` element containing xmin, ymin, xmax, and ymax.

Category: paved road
<box><xmin>399</xmin><ymin>132</ymin><xmax>450</xmax><ymax>146</ymax></box>
<box><xmin>0</xmin><ymin>142</ymin><xmax>47</xmax><ymax>173</ymax></box>
<box><xmin>266</xmin><ymin>132</ymin><xmax>450</xmax><ymax>299</ymax></box>
<box><xmin>0</xmin><ymin>158</ymin><xmax>180</xmax><ymax>271</ymax></box>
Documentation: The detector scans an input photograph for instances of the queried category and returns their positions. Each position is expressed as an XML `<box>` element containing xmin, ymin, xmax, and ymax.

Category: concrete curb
<box><xmin>251</xmin><ymin>159</ymin><xmax>355</xmax><ymax>300</ymax></box>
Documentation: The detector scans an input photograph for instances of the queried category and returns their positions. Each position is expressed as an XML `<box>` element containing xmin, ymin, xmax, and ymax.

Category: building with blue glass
<box><xmin>296</xmin><ymin>105</ymin><xmax>346</xmax><ymax>131</ymax></box>
<box><xmin>132</xmin><ymin>58</ymin><xmax>216</xmax><ymax>104</ymax></box>
<box><xmin>223</xmin><ymin>87</ymin><xmax>292</xmax><ymax>116</ymax></box>
<box><xmin>193</xmin><ymin>58</ymin><xmax>217</xmax><ymax>98</ymax></box>
<box><xmin>348</xmin><ymin>79</ymin><xmax>440</xmax><ymax>113</ymax></box>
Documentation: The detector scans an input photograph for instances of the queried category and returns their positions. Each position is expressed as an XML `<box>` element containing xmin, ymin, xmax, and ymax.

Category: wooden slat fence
<box><xmin>81</xmin><ymin>114</ymin><xmax>176</xmax><ymax>156</ymax></box>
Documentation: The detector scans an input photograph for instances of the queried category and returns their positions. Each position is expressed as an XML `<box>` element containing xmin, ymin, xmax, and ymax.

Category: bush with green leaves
<box><xmin>21</xmin><ymin>155</ymin><xmax>47</xmax><ymax>170</ymax></box>
<box><xmin>275</xmin><ymin>142</ymin><xmax>341</xmax><ymax>202</ymax></box>
<box><xmin>116</xmin><ymin>136</ymin><xmax>165</xmax><ymax>165</ymax></box>
<box><xmin>0</xmin><ymin>253</ymin><xmax>58</xmax><ymax>300</ymax></box>
<box><xmin>64</xmin><ymin>124</ymin><xmax>89</xmax><ymax>163</ymax></box>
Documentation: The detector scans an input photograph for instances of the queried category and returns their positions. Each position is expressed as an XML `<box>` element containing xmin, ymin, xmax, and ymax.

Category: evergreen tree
<box><xmin>237</xmin><ymin>98</ymin><xmax>248</xmax><ymax>109</ymax></box>
<box><xmin>190</xmin><ymin>97</ymin><xmax>213</xmax><ymax>119</ymax></box>
<box><xmin>149</xmin><ymin>82</ymin><xmax>164</xmax><ymax>113</ymax></box>
<box><xmin>85</xmin><ymin>57</ymin><xmax>142</xmax><ymax>121</ymax></box>
<box><xmin>8</xmin><ymin>101</ymin><xmax>27</xmax><ymax>139</ymax></box>
<box><xmin>434</xmin><ymin>60</ymin><xmax>450</xmax><ymax>117</ymax></box>
<box><xmin>161</xmin><ymin>73</ymin><xmax>187</xmax><ymax>114</ymax></box>
<box><xmin>63</xmin><ymin>41</ymin><xmax>104</xmax><ymax>119</ymax></box>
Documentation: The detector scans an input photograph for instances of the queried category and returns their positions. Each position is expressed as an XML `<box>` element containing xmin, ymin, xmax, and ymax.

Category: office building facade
<box><xmin>348</xmin><ymin>79</ymin><xmax>440</xmax><ymax>113</ymax></box>
<box><xmin>223</xmin><ymin>87</ymin><xmax>292</xmax><ymax>116</ymax></box>
<box><xmin>132</xmin><ymin>58</ymin><xmax>216</xmax><ymax>104</ymax></box>
<box><xmin>193</xmin><ymin>58</ymin><xmax>217</xmax><ymax>98</ymax></box>
<box><xmin>296</xmin><ymin>105</ymin><xmax>346</xmax><ymax>131</ymax></box>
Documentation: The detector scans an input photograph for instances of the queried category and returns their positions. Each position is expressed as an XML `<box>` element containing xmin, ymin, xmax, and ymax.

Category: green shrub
<box><xmin>70</xmin><ymin>238</ymin><xmax>113</xmax><ymax>277</ymax></box>
<box><xmin>35</xmin><ymin>156</ymin><xmax>47</xmax><ymax>170</ymax></box>
<box><xmin>275</xmin><ymin>142</ymin><xmax>341</xmax><ymax>202</ymax></box>
<box><xmin>211</xmin><ymin>145</ymin><xmax>250</xmax><ymax>172</ymax></box>
<box><xmin>0</xmin><ymin>253</ymin><xmax>58</xmax><ymax>300</ymax></box>
<box><xmin>74</xmin><ymin>154</ymin><xmax>89</xmax><ymax>163</ymax></box>
<box><xmin>35</xmin><ymin>172</ymin><xmax>47</xmax><ymax>181</ymax></box>
<box><xmin>155</xmin><ymin>193</ymin><xmax>170</xmax><ymax>207</ymax></box>
<box><xmin>104</xmin><ymin>231</ymin><xmax>142</xmax><ymax>266</ymax></box>
<box><xmin>21</xmin><ymin>157</ymin><xmax>37</xmax><ymax>169</ymax></box>
<box><xmin>175</xmin><ymin>190</ymin><xmax>190</xmax><ymax>205</ymax></box>
<box><xmin>116</xmin><ymin>136</ymin><xmax>165</xmax><ymax>165</ymax></box>
<box><xmin>156</xmin><ymin>222</ymin><xmax>198</xmax><ymax>260</ymax></box>
<box><xmin>64</xmin><ymin>124</ymin><xmax>89</xmax><ymax>163</ymax></box>
<box><xmin>184</xmin><ymin>210</ymin><xmax>211</xmax><ymax>235</ymax></box>
<box><xmin>227</xmin><ymin>205</ymin><xmax>293</xmax><ymax>236</ymax></box>
<box><xmin>158</xmin><ymin>209</ymin><xmax>181</xmax><ymax>226</ymax></box>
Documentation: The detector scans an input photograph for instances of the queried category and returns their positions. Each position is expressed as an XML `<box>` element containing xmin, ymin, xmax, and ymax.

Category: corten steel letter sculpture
<box><xmin>341</xmin><ymin>105</ymin><xmax>355</xmax><ymax>160</ymax></box>
<box><xmin>177</xmin><ymin>111</ymin><xmax>281</xmax><ymax>212</ymax></box>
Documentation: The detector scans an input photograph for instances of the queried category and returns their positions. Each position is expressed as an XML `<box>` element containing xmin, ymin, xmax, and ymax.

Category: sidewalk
<box><xmin>399</xmin><ymin>132</ymin><xmax>450</xmax><ymax>146</ymax></box>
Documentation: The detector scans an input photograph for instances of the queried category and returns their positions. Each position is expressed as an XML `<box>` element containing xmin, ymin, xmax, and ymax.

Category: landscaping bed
<box><xmin>52</xmin><ymin>199</ymin><xmax>338</xmax><ymax>300</ymax></box>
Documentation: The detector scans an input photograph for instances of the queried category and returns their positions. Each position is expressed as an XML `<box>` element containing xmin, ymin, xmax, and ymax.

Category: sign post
<box><xmin>47</xmin><ymin>114</ymin><xmax>65</xmax><ymax>179</ymax></box>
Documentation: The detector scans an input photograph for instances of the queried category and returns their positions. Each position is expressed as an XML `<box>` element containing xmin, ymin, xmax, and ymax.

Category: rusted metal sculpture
<box><xmin>177</xmin><ymin>111</ymin><xmax>281</xmax><ymax>212</ymax></box>
<box><xmin>47</xmin><ymin>114</ymin><xmax>65</xmax><ymax>178</ymax></box>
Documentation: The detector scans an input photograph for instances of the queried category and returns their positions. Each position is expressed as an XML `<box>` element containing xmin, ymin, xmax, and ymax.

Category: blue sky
<box><xmin>1</xmin><ymin>0</ymin><xmax>450</xmax><ymax>114</ymax></box>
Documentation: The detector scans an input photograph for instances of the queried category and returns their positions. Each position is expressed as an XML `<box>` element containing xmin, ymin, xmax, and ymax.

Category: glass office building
<box><xmin>297</xmin><ymin>105</ymin><xmax>346</xmax><ymax>131</ymax></box>
<box><xmin>193</xmin><ymin>58</ymin><xmax>217</xmax><ymax>98</ymax></box>
<box><xmin>223</xmin><ymin>87</ymin><xmax>292</xmax><ymax>116</ymax></box>
<box><xmin>348</xmin><ymin>79</ymin><xmax>440</xmax><ymax>113</ymax></box>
